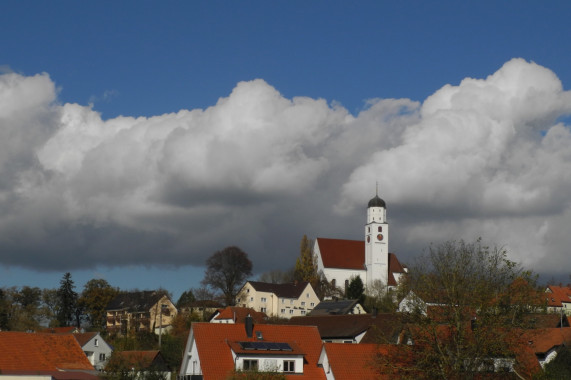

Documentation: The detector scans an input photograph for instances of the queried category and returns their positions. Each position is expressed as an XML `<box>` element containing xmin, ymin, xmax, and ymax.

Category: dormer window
<box><xmin>284</xmin><ymin>360</ymin><xmax>295</xmax><ymax>372</ymax></box>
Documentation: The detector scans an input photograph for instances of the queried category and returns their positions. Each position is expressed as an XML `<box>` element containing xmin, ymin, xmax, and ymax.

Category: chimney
<box><xmin>245</xmin><ymin>314</ymin><xmax>254</xmax><ymax>338</ymax></box>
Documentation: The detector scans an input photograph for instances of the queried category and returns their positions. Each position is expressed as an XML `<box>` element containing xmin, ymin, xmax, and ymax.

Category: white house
<box><xmin>236</xmin><ymin>281</ymin><xmax>320</xmax><ymax>319</ymax></box>
<box><xmin>314</xmin><ymin>193</ymin><xmax>407</xmax><ymax>293</ymax></box>
<box><xmin>73</xmin><ymin>332</ymin><xmax>113</xmax><ymax>371</ymax></box>
<box><xmin>179</xmin><ymin>319</ymin><xmax>325</xmax><ymax>379</ymax></box>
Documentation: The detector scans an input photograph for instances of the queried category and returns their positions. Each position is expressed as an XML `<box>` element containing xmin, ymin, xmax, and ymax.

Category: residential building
<box><xmin>521</xmin><ymin>327</ymin><xmax>571</xmax><ymax>368</ymax></box>
<box><xmin>0</xmin><ymin>331</ymin><xmax>96</xmax><ymax>378</ymax></box>
<box><xmin>289</xmin><ymin>313</ymin><xmax>404</xmax><ymax>344</ymax></box>
<box><xmin>73</xmin><ymin>332</ymin><xmax>113</xmax><ymax>371</ymax></box>
<box><xmin>179</xmin><ymin>319</ymin><xmax>326</xmax><ymax>379</ymax></box>
<box><xmin>545</xmin><ymin>285</ymin><xmax>571</xmax><ymax>315</ymax></box>
<box><xmin>308</xmin><ymin>299</ymin><xmax>365</xmax><ymax>316</ymax></box>
<box><xmin>209</xmin><ymin>306</ymin><xmax>267</xmax><ymax>324</ymax></box>
<box><xmin>236</xmin><ymin>281</ymin><xmax>319</xmax><ymax>319</ymax></box>
<box><xmin>314</xmin><ymin>193</ymin><xmax>407</xmax><ymax>293</ymax></box>
<box><xmin>106</xmin><ymin>290</ymin><xmax>177</xmax><ymax>335</ymax></box>
<box><xmin>106</xmin><ymin>350</ymin><xmax>170</xmax><ymax>379</ymax></box>
<box><xmin>318</xmin><ymin>343</ymin><xmax>391</xmax><ymax>380</ymax></box>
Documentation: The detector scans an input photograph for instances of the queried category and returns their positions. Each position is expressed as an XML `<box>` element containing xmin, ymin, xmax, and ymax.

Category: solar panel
<box><xmin>238</xmin><ymin>341</ymin><xmax>292</xmax><ymax>351</ymax></box>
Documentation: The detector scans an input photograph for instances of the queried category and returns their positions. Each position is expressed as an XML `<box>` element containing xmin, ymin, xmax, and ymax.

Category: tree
<box><xmin>364</xmin><ymin>280</ymin><xmax>398</xmax><ymax>313</ymax></box>
<box><xmin>79</xmin><ymin>278</ymin><xmax>118</xmax><ymax>329</ymax></box>
<box><xmin>176</xmin><ymin>289</ymin><xmax>196</xmax><ymax>309</ymax></box>
<box><xmin>346</xmin><ymin>276</ymin><xmax>366</xmax><ymax>306</ymax></box>
<box><xmin>377</xmin><ymin>239</ymin><xmax>539</xmax><ymax>379</ymax></box>
<box><xmin>201</xmin><ymin>246</ymin><xmax>253</xmax><ymax>306</ymax></box>
<box><xmin>7</xmin><ymin>286</ymin><xmax>43</xmax><ymax>331</ymax></box>
<box><xmin>293</xmin><ymin>235</ymin><xmax>318</xmax><ymax>284</ymax></box>
<box><xmin>0</xmin><ymin>289</ymin><xmax>8</xmax><ymax>330</ymax></box>
<box><xmin>57</xmin><ymin>272</ymin><xmax>78</xmax><ymax>327</ymax></box>
<box><xmin>258</xmin><ymin>268</ymin><xmax>295</xmax><ymax>284</ymax></box>
<box><xmin>40</xmin><ymin>288</ymin><xmax>60</xmax><ymax>327</ymax></box>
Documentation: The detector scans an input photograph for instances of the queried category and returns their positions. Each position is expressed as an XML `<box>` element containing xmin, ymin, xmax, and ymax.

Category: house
<box><xmin>289</xmin><ymin>313</ymin><xmax>404</xmax><ymax>344</ymax></box>
<box><xmin>0</xmin><ymin>331</ymin><xmax>96</xmax><ymax>378</ymax></box>
<box><xmin>106</xmin><ymin>290</ymin><xmax>177</xmax><ymax>335</ymax></box>
<box><xmin>236</xmin><ymin>281</ymin><xmax>319</xmax><ymax>319</ymax></box>
<box><xmin>106</xmin><ymin>350</ymin><xmax>170</xmax><ymax>379</ymax></box>
<box><xmin>318</xmin><ymin>343</ymin><xmax>391</xmax><ymax>380</ymax></box>
<box><xmin>314</xmin><ymin>193</ymin><xmax>407</xmax><ymax>293</ymax></box>
<box><xmin>545</xmin><ymin>285</ymin><xmax>571</xmax><ymax>315</ymax></box>
<box><xmin>521</xmin><ymin>327</ymin><xmax>571</xmax><ymax>368</ymax></box>
<box><xmin>179</xmin><ymin>319</ymin><xmax>326</xmax><ymax>379</ymax></box>
<box><xmin>73</xmin><ymin>332</ymin><xmax>113</xmax><ymax>371</ymax></box>
<box><xmin>209</xmin><ymin>306</ymin><xmax>267</xmax><ymax>324</ymax></box>
<box><xmin>308</xmin><ymin>299</ymin><xmax>365</xmax><ymax>316</ymax></box>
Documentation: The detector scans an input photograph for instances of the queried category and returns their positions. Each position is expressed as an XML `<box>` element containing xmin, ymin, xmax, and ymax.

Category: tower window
<box><xmin>378</xmin><ymin>226</ymin><xmax>382</xmax><ymax>232</ymax></box>
<box><xmin>367</xmin><ymin>226</ymin><xmax>370</xmax><ymax>233</ymax></box>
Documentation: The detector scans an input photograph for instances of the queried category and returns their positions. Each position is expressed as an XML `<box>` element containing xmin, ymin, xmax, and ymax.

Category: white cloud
<box><xmin>1</xmin><ymin>59</ymin><xmax>570</xmax><ymax>278</ymax></box>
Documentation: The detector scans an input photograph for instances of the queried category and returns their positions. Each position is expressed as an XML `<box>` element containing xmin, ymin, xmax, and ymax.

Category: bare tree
<box><xmin>201</xmin><ymin>246</ymin><xmax>253</xmax><ymax>306</ymax></box>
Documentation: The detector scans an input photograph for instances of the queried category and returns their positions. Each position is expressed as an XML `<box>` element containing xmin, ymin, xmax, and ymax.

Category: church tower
<box><xmin>364</xmin><ymin>191</ymin><xmax>389</xmax><ymax>290</ymax></box>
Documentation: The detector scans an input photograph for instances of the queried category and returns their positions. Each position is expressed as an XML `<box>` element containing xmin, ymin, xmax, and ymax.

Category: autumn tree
<box><xmin>201</xmin><ymin>246</ymin><xmax>253</xmax><ymax>306</ymax></box>
<box><xmin>57</xmin><ymin>272</ymin><xmax>79</xmax><ymax>327</ymax></box>
<box><xmin>294</xmin><ymin>235</ymin><xmax>318</xmax><ymax>284</ymax></box>
<box><xmin>378</xmin><ymin>239</ymin><xmax>539</xmax><ymax>379</ymax></box>
<box><xmin>79</xmin><ymin>278</ymin><xmax>118</xmax><ymax>329</ymax></box>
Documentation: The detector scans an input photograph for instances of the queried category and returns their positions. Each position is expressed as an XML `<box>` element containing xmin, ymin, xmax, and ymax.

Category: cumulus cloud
<box><xmin>1</xmin><ymin>58</ymin><xmax>570</xmax><ymax>277</ymax></box>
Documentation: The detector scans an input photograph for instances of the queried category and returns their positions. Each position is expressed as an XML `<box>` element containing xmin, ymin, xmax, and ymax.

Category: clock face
<box><xmin>377</xmin><ymin>234</ymin><xmax>383</xmax><ymax>241</ymax></box>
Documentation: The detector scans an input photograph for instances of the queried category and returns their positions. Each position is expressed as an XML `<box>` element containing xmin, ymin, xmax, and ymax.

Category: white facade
<box><xmin>77</xmin><ymin>332</ymin><xmax>113</xmax><ymax>371</ymax></box>
<box><xmin>364</xmin><ymin>196</ymin><xmax>389</xmax><ymax>290</ymax></box>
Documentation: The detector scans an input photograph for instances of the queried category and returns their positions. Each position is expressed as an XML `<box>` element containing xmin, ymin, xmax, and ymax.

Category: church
<box><xmin>313</xmin><ymin>192</ymin><xmax>407</xmax><ymax>293</ymax></box>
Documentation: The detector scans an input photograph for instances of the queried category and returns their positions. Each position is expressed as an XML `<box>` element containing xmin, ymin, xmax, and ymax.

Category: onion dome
<box><xmin>367</xmin><ymin>194</ymin><xmax>386</xmax><ymax>208</ymax></box>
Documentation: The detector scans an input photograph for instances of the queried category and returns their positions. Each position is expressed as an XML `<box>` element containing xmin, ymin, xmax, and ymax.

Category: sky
<box><xmin>2</xmin><ymin>1</ymin><xmax>571</xmax><ymax>302</ymax></box>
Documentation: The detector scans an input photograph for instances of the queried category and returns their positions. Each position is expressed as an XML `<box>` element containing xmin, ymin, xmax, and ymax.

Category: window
<box><xmin>281</xmin><ymin>309</ymin><xmax>285</xmax><ymax>314</ymax></box>
<box><xmin>94</xmin><ymin>338</ymin><xmax>99</xmax><ymax>346</ymax></box>
<box><xmin>243</xmin><ymin>360</ymin><xmax>258</xmax><ymax>371</ymax></box>
<box><xmin>261</xmin><ymin>297</ymin><xmax>267</xmax><ymax>303</ymax></box>
<box><xmin>250</xmin><ymin>297</ymin><xmax>254</xmax><ymax>302</ymax></box>
<box><xmin>284</xmin><ymin>360</ymin><xmax>295</xmax><ymax>373</ymax></box>
<box><xmin>247</xmin><ymin>288</ymin><xmax>250</xmax><ymax>293</ymax></box>
<box><xmin>261</xmin><ymin>307</ymin><xmax>267</xmax><ymax>313</ymax></box>
<box><xmin>378</xmin><ymin>226</ymin><xmax>382</xmax><ymax>232</ymax></box>
<box><xmin>301</xmin><ymin>310</ymin><xmax>306</xmax><ymax>315</ymax></box>
<box><xmin>367</xmin><ymin>226</ymin><xmax>370</xmax><ymax>233</ymax></box>
<box><xmin>289</xmin><ymin>309</ymin><xmax>294</xmax><ymax>314</ymax></box>
<box><xmin>301</xmin><ymin>301</ymin><xmax>305</xmax><ymax>306</ymax></box>
<box><xmin>99</xmin><ymin>353</ymin><xmax>106</xmax><ymax>361</ymax></box>
<box><xmin>282</xmin><ymin>298</ymin><xmax>285</xmax><ymax>303</ymax></box>
<box><xmin>310</xmin><ymin>302</ymin><xmax>315</xmax><ymax>307</ymax></box>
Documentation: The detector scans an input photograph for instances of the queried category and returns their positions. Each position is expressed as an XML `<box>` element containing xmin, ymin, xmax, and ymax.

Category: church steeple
<box><xmin>364</xmin><ymin>187</ymin><xmax>389</xmax><ymax>290</ymax></box>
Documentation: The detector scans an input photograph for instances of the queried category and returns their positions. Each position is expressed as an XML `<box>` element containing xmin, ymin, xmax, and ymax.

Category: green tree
<box><xmin>8</xmin><ymin>286</ymin><xmax>43</xmax><ymax>331</ymax></box>
<box><xmin>346</xmin><ymin>276</ymin><xmax>366</xmax><ymax>306</ymax></box>
<box><xmin>0</xmin><ymin>288</ymin><xmax>10</xmax><ymax>330</ymax></box>
<box><xmin>176</xmin><ymin>289</ymin><xmax>196</xmax><ymax>309</ymax></box>
<box><xmin>40</xmin><ymin>288</ymin><xmax>60</xmax><ymax>327</ymax></box>
<box><xmin>79</xmin><ymin>278</ymin><xmax>118</xmax><ymax>330</ymax></box>
<box><xmin>201</xmin><ymin>246</ymin><xmax>253</xmax><ymax>306</ymax></box>
<box><xmin>57</xmin><ymin>272</ymin><xmax>78</xmax><ymax>327</ymax></box>
<box><xmin>377</xmin><ymin>239</ymin><xmax>540</xmax><ymax>379</ymax></box>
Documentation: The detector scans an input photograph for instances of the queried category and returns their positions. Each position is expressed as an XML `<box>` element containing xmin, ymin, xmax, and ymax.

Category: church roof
<box><xmin>315</xmin><ymin>238</ymin><xmax>406</xmax><ymax>286</ymax></box>
<box><xmin>316</xmin><ymin>238</ymin><xmax>364</xmax><ymax>270</ymax></box>
<box><xmin>367</xmin><ymin>194</ymin><xmax>386</xmax><ymax>208</ymax></box>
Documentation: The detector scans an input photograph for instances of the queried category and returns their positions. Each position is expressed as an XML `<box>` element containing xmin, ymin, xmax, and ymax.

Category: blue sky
<box><xmin>2</xmin><ymin>1</ymin><xmax>571</xmax><ymax>302</ymax></box>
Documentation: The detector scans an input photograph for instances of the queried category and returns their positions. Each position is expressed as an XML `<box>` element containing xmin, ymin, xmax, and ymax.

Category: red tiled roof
<box><xmin>545</xmin><ymin>285</ymin><xmax>571</xmax><ymax>307</ymax></box>
<box><xmin>212</xmin><ymin>306</ymin><xmax>267</xmax><ymax>323</ymax></box>
<box><xmin>316</xmin><ymin>238</ymin><xmax>406</xmax><ymax>285</ymax></box>
<box><xmin>0</xmin><ymin>332</ymin><xmax>94</xmax><ymax>371</ymax></box>
<box><xmin>111</xmin><ymin>350</ymin><xmax>162</xmax><ymax>368</ymax></box>
<box><xmin>324</xmin><ymin>343</ymin><xmax>390</xmax><ymax>380</ymax></box>
<box><xmin>191</xmin><ymin>322</ymin><xmax>326</xmax><ymax>380</ymax></box>
<box><xmin>39</xmin><ymin>326</ymin><xmax>79</xmax><ymax>334</ymax></box>
<box><xmin>316</xmin><ymin>238</ymin><xmax>364</xmax><ymax>270</ymax></box>
<box><xmin>73</xmin><ymin>332</ymin><xmax>98</xmax><ymax>347</ymax></box>
<box><xmin>521</xmin><ymin>327</ymin><xmax>571</xmax><ymax>354</ymax></box>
